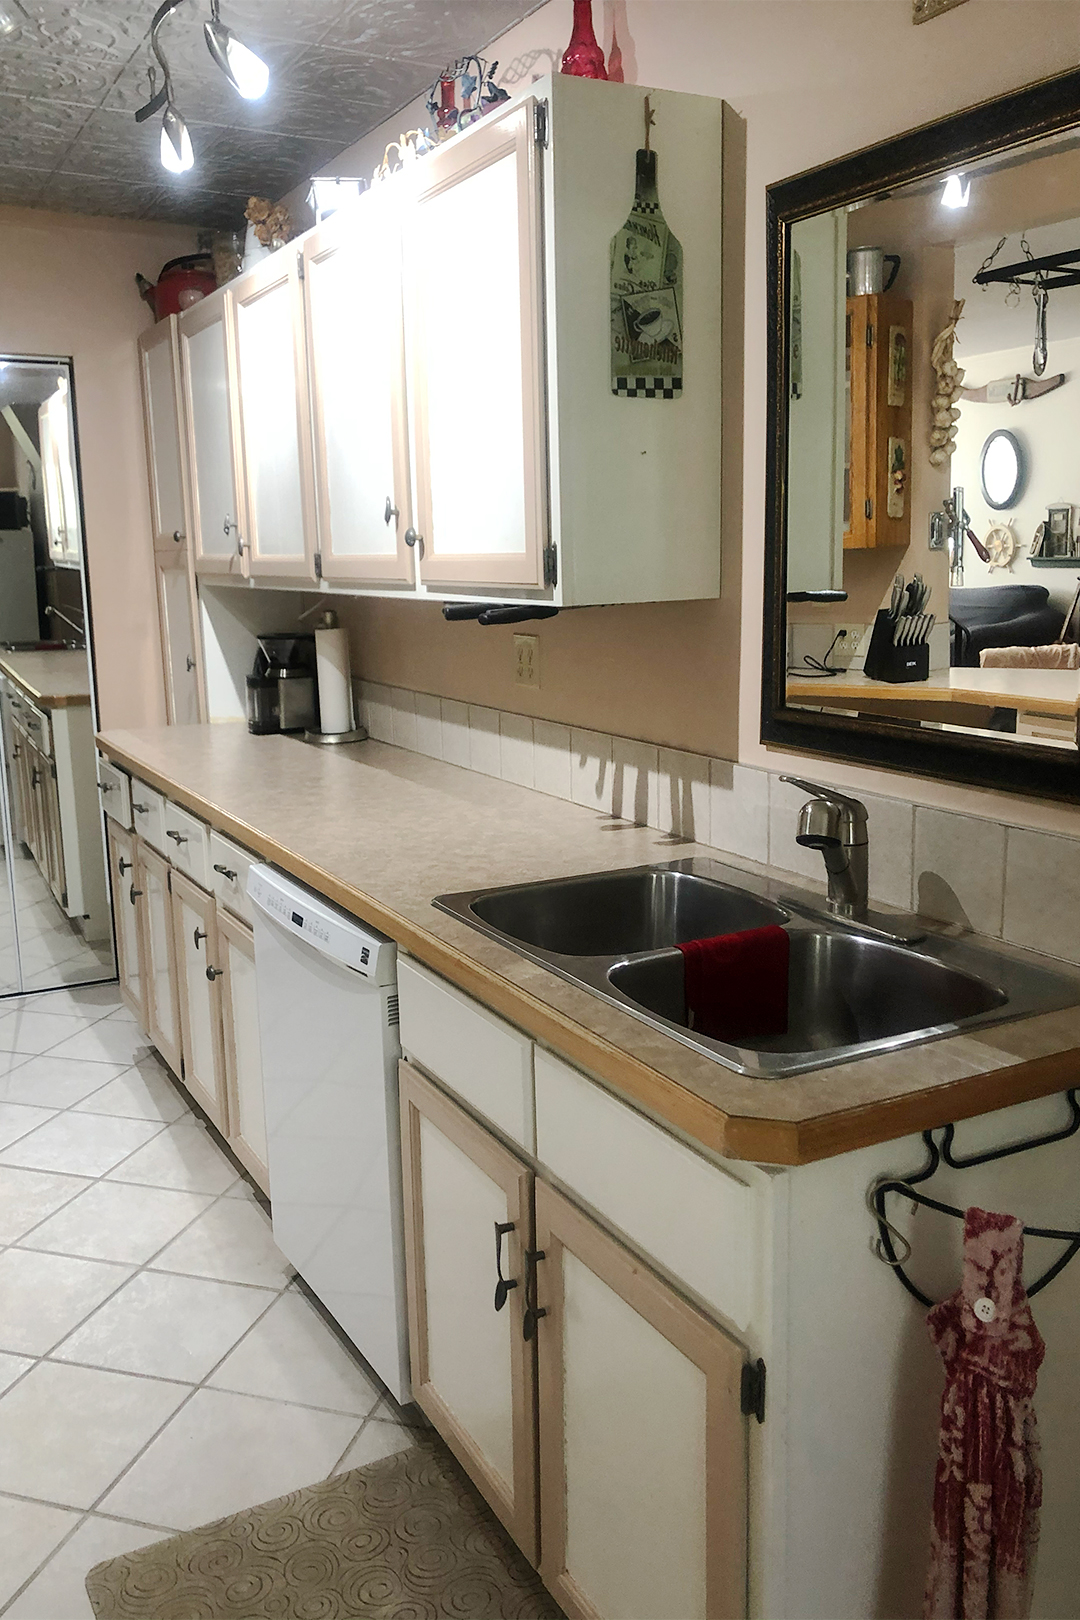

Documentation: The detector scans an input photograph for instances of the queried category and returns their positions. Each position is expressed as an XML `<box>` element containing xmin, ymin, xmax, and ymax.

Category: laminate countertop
<box><xmin>97</xmin><ymin>724</ymin><xmax>1080</xmax><ymax>1168</ymax></box>
<box><xmin>0</xmin><ymin>649</ymin><xmax>91</xmax><ymax>709</ymax></box>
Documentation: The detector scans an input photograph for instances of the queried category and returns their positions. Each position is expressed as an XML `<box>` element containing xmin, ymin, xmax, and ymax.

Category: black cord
<box><xmin>788</xmin><ymin>628</ymin><xmax>847</xmax><ymax>679</ymax></box>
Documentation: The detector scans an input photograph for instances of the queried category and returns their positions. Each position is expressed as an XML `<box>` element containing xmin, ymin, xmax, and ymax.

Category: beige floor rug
<box><xmin>85</xmin><ymin>1440</ymin><xmax>564</xmax><ymax>1620</ymax></box>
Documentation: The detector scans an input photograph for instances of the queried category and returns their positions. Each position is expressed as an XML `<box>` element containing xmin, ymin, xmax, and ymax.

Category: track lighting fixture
<box><xmin>135</xmin><ymin>0</ymin><xmax>270</xmax><ymax>174</ymax></box>
<box><xmin>941</xmin><ymin>173</ymin><xmax>970</xmax><ymax>209</ymax></box>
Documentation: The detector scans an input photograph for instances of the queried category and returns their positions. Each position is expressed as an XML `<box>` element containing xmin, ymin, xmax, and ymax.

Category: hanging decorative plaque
<box><xmin>610</xmin><ymin>97</ymin><xmax>683</xmax><ymax>399</ymax></box>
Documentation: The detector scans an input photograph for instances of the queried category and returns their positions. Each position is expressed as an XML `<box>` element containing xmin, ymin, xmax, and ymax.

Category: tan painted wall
<box><xmin>0</xmin><ymin>205</ymin><xmax>197</xmax><ymax>728</ymax></box>
<box><xmin>320</xmin><ymin>0</ymin><xmax>1080</xmax><ymax>835</ymax></box>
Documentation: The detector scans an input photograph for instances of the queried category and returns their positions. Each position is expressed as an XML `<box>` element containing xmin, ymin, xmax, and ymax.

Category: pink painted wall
<box><xmin>0</xmin><ymin>205</ymin><xmax>197</xmax><ymax>729</ymax></box>
<box><xmin>325</xmin><ymin>0</ymin><xmax>1080</xmax><ymax>836</ymax></box>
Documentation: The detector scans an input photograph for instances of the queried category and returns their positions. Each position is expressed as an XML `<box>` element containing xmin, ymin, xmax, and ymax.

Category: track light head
<box><xmin>160</xmin><ymin>102</ymin><xmax>194</xmax><ymax>173</ymax></box>
<box><xmin>204</xmin><ymin>7</ymin><xmax>269</xmax><ymax>100</ymax></box>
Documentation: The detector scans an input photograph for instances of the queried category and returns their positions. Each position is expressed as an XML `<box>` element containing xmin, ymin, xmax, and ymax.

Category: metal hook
<box><xmin>1033</xmin><ymin>281</ymin><xmax>1049</xmax><ymax>377</ymax></box>
<box><xmin>867</xmin><ymin>1177</ymin><xmax>914</xmax><ymax>1265</ymax></box>
<box><xmin>643</xmin><ymin>94</ymin><xmax>656</xmax><ymax>154</ymax></box>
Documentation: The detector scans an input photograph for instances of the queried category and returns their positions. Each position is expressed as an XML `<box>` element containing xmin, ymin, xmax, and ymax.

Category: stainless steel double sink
<box><xmin>434</xmin><ymin>859</ymin><xmax>1080</xmax><ymax>1078</ymax></box>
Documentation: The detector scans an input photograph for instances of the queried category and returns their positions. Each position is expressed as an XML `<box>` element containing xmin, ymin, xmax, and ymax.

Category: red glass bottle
<box><xmin>434</xmin><ymin>75</ymin><xmax>458</xmax><ymax>139</ymax></box>
<box><xmin>561</xmin><ymin>0</ymin><xmax>607</xmax><ymax>79</ymax></box>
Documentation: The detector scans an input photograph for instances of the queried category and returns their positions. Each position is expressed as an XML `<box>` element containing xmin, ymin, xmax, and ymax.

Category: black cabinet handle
<box><xmin>206</xmin><ymin>965</ymin><xmax>224</xmax><ymax>981</ymax></box>
<box><xmin>166</xmin><ymin>829</ymin><xmax>188</xmax><ymax>844</ymax></box>
<box><xmin>213</xmin><ymin>863</ymin><xmax>237</xmax><ymax>881</ymax></box>
<box><xmin>494</xmin><ymin>1221</ymin><xmax>518</xmax><ymax>1312</ymax></box>
<box><xmin>129</xmin><ymin>884</ymin><xmax>143</xmax><ymax>906</ymax></box>
<box><xmin>522</xmin><ymin>1248</ymin><xmax>547</xmax><ymax>1340</ymax></box>
<box><xmin>193</xmin><ymin>927</ymin><xmax>208</xmax><ymax>949</ymax></box>
<box><xmin>97</xmin><ymin>779</ymin><xmax>113</xmax><ymax>792</ymax></box>
<box><xmin>118</xmin><ymin>857</ymin><xmax>133</xmax><ymax>875</ymax></box>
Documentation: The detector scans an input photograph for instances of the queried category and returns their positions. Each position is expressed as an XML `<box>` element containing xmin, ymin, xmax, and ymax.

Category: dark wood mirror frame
<box><xmin>762</xmin><ymin>67</ymin><xmax>1080</xmax><ymax>804</ymax></box>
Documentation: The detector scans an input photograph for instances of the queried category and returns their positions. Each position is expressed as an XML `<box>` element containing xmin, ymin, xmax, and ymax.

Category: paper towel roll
<box><xmin>315</xmin><ymin>626</ymin><xmax>355</xmax><ymax>735</ymax></box>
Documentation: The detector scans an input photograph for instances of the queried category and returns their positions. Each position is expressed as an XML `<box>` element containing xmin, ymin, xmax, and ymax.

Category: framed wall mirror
<box><xmin>764</xmin><ymin>68</ymin><xmax>1080</xmax><ymax>802</ymax></box>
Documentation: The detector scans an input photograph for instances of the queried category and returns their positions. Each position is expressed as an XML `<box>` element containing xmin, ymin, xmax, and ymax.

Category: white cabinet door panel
<box><xmin>140</xmin><ymin>316</ymin><xmax>188</xmax><ymax>549</ymax></box>
<box><xmin>305</xmin><ymin>193</ymin><xmax>413</xmax><ymax>585</ymax></box>
<box><xmin>179</xmin><ymin>296</ymin><xmax>244</xmax><ymax>574</ymax></box>
<box><xmin>156</xmin><ymin>555</ymin><xmax>202</xmax><ymax>725</ymax></box>
<box><xmin>170</xmin><ymin>868</ymin><xmax>228</xmax><ymax>1131</ymax></box>
<box><xmin>138</xmin><ymin>838</ymin><xmax>181</xmax><ymax>1078</ymax></box>
<box><xmin>219</xmin><ymin>909</ymin><xmax>268</xmax><ymax>1193</ymax></box>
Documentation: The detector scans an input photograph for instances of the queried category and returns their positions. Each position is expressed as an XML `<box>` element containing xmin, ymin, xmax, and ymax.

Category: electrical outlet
<box><xmin>514</xmin><ymin>634</ymin><xmax>540</xmax><ymax>688</ymax></box>
<box><xmin>836</xmin><ymin>623</ymin><xmax>870</xmax><ymax>664</ymax></box>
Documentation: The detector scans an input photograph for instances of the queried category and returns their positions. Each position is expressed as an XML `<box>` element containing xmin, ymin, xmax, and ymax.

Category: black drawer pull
<box><xmin>494</xmin><ymin>1221</ymin><xmax>517</xmax><ymax>1312</ymax></box>
<box><xmin>193</xmin><ymin>927</ymin><xmax>208</xmax><ymax>949</ymax></box>
<box><xmin>166</xmin><ymin>829</ymin><xmax>188</xmax><ymax>845</ymax></box>
<box><xmin>206</xmin><ymin>965</ymin><xmax>224</xmax><ymax>981</ymax></box>
<box><xmin>129</xmin><ymin>885</ymin><xmax>143</xmax><ymax>906</ymax></box>
<box><xmin>213</xmin><ymin>863</ymin><xmax>238</xmax><ymax>881</ymax></box>
<box><xmin>132</xmin><ymin>803</ymin><xmax>148</xmax><ymax>814</ymax></box>
<box><xmin>118</xmin><ymin>858</ymin><xmax>133</xmax><ymax>875</ymax></box>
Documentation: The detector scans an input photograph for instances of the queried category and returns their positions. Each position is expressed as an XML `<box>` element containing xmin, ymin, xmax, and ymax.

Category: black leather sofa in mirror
<box><xmin>763</xmin><ymin>67</ymin><xmax>1080</xmax><ymax>802</ymax></box>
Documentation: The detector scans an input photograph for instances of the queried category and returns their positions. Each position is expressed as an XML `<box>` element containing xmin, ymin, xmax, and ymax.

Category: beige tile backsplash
<box><xmin>359</xmin><ymin>681</ymin><xmax>1080</xmax><ymax>966</ymax></box>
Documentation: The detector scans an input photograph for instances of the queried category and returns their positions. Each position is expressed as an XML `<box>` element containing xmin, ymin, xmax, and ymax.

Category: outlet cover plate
<box><xmin>514</xmin><ymin>634</ymin><xmax>540</xmax><ymax>688</ymax></box>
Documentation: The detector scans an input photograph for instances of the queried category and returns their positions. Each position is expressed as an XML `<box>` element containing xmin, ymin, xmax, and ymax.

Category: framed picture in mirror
<box><xmin>764</xmin><ymin>66</ymin><xmax>1080</xmax><ymax>802</ymax></box>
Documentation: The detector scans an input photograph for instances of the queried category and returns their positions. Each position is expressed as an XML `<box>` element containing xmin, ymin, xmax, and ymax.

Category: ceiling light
<box><xmin>204</xmin><ymin>4</ymin><xmax>269</xmax><ymax>100</ymax></box>
<box><xmin>160</xmin><ymin>102</ymin><xmax>194</xmax><ymax>173</ymax></box>
<box><xmin>941</xmin><ymin>173</ymin><xmax>970</xmax><ymax>209</ymax></box>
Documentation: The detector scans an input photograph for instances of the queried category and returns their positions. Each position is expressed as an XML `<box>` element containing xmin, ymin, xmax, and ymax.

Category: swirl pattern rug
<box><xmin>85</xmin><ymin>1440</ymin><xmax>563</xmax><ymax>1619</ymax></box>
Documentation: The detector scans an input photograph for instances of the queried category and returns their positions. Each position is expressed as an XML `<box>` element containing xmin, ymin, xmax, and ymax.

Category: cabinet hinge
<box><xmin>180</xmin><ymin>1055</ymin><xmax>186</xmax><ymax>1080</ymax></box>
<box><xmin>167</xmin><ymin>869</ymin><xmax>172</xmax><ymax>893</ymax></box>
<box><xmin>741</xmin><ymin>1358</ymin><xmax>766</xmax><ymax>1424</ymax></box>
<box><xmin>543</xmin><ymin>542</ymin><xmax>558</xmax><ymax>588</ymax></box>
<box><xmin>296</xmin><ymin>251</ymin><xmax>305</xmax><ymax>281</ymax></box>
<box><xmin>866</xmin><ymin>323</ymin><xmax>874</xmax><ymax>347</ymax></box>
<box><xmin>534</xmin><ymin>99</ymin><xmax>549</xmax><ymax>148</ymax></box>
<box><xmin>60</xmin><ymin>889</ymin><xmax>67</xmax><ymax>909</ymax></box>
<box><xmin>864</xmin><ymin>498</ymin><xmax>873</xmax><ymax>520</ymax></box>
<box><xmin>313</xmin><ymin>552</ymin><xmax>323</xmax><ymax>580</ymax></box>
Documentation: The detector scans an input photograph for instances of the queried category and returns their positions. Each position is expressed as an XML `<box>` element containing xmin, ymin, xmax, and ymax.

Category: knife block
<box><xmin>863</xmin><ymin>610</ymin><xmax>930</xmax><ymax>684</ymax></box>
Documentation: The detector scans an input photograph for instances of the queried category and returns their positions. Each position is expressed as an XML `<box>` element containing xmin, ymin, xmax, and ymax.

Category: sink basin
<box><xmin>434</xmin><ymin>858</ymin><xmax>1080</xmax><ymax>1078</ymax></box>
<box><xmin>467</xmin><ymin>867</ymin><xmax>788</xmax><ymax>957</ymax></box>
<box><xmin>608</xmin><ymin>931</ymin><xmax>1006</xmax><ymax>1054</ymax></box>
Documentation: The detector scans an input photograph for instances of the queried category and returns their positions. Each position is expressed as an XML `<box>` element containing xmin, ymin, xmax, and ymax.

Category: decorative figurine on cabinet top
<box><xmin>561</xmin><ymin>0</ymin><xmax>608</xmax><ymax>79</ymax></box>
<box><xmin>610</xmin><ymin>98</ymin><xmax>684</xmax><ymax>400</ymax></box>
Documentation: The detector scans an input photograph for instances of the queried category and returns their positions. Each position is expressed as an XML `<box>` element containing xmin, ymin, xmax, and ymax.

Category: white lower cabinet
<box><xmin>107</xmin><ymin>821</ymin><xmax>146</xmax><ymax>1028</ymax></box>
<box><xmin>170</xmin><ymin>867</ymin><xmax>229</xmax><ymax>1133</ymax></box>
<box><xmin>217</xmin><ymin>907</ymin><xmax>268</xmax><ymax>1192</ymax></box>
<box><xmin>137</xmin><ymin>839</ymin><xmax>182</xmax><ymax>1079</ymax></box>
<box><xmin>398</xmin><ymin>1057</ymin><xmax>747</xmax><ymax>1620</ymax></box>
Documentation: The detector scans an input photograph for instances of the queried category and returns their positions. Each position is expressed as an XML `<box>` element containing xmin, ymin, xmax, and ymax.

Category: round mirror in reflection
<box><xmin>980</xmin><ymin>428</ymin><xmax>1026</xmax><ymax>510</ymax></box>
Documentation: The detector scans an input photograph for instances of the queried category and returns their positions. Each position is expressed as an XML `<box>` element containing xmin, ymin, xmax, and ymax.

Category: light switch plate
<box><xmin>913</xmin><ymin>0</ymin><xmax>969</xmax><ymax>22</ymax></box>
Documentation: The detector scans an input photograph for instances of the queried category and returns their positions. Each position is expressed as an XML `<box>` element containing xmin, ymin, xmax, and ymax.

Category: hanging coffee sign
<box><xmin>610</xmin><ymin>97</ymin><xmax>684</xmax><ymax>399</ymax></box>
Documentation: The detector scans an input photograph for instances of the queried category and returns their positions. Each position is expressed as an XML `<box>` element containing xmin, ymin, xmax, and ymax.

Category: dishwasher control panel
<box><xmin>247</xmin><ymin>864</ymin><xmax>396</xmax><ymax>984</ymax></box>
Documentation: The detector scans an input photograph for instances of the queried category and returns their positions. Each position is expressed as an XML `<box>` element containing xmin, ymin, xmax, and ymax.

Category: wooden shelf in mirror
<box><xmin>845</xmin><ymin>294</ymin><xmax>913</xmax><ymax>552</ymax></box>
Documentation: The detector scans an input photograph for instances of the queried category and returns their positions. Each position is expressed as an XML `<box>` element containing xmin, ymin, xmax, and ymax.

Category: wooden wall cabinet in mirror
<box><xmin>764</xmin><ymin>67</ymin><xmax>1080</xmax><ymax>802</ymax></box>
<box><xmin>845</xmin><ymin>294</ymin><xmax>913</xmax><ymax>552</ymax></box>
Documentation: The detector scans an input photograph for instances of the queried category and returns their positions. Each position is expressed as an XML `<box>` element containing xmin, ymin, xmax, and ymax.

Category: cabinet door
<box><xmin>217</xmin><ymin>908</ymin><xmax>268</xmax><ymax>1194</ymax></box>
<box><xmin>107</xmin><ymin>821</ymin><xmax>147</xmax><ymax>1028</ymax></box>
<box><xmin>399</xmin><ymin>1061</ymin><xmax>538</xmax><ymax>1563</ymax></box>
<box><xmin>845</xmin><ymin>293</ymin><xmax>913</xmax><ymax>552</ymax></box>
<box><xmin>229</xmin><ymin>251</ymin><xmax>317</xmax><ymax>582</ymax></box>
<box><xmin>139</xmin><ymin>315</ymin><xmax>191</xmax><ymax>552</ymax></box>
<box><xmin>155</xmin><ymin>551</ymin><xmax>203</xmax><ymax>725</ymax></box>
<box><xmin>170</xmin><ymin>868</ymin><xmax>228</xmax><ymax>1131</ymax></box>
<box><xmin>405</xmin><ymin>100</ymin><xmax>547</xmax><ymax>590</ymax></box>
<box><xmin>534</xmin><ymin>1180</ymin><xmax>746</xmax><ymax>1620</ymax></box>
<box><xmin>304</xmin><ymin>193</ymin><xmax>414</xmax><ymax>586</ymax></box>
<box><xmin>178</xmin><ymin>294</ymin><xmax>246</xmax><ymax>577</ymax></box>
<box><xmin>25</xmin><ymin>742</ymin><xmax>47</xmax><ymax>868</ymax></box>
<box><xmin>38</xmin><ymin>383</ymin><xmax>80</xmax><ymax>566</ymax></box>
<box><xmin>137</xmin><ymin>839</ymin><xmax>182</xmax><ymax>1078</ymax></box>
<box><xmin>40</xmin><ymin>759</ymin><xmax>66</xmax><ymax>908</ymax></box>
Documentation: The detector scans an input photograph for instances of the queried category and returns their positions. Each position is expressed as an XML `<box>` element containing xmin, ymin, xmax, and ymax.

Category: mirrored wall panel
<box><xmin>768</xmin><ymin>76</ymin><xmax>1080</xmax><ymax>799</ymax></box>
<box><xmin>0</xmin><ymin>357</ymin><xmax>114</xmax><ymax>995</ymax></box>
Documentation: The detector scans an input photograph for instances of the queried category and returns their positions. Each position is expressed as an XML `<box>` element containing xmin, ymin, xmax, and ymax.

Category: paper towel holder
<box><xmin>298</xmin><ymin>605</ymin><xmax>369</xmax><ymax>747</ymax></box>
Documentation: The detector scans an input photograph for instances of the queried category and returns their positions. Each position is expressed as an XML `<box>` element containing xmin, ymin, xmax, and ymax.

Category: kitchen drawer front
<box><xmin>96</xmin><ymin>757</ymin><xmax>132</xmax><ymax>828</ymax></box>
<box><xmin>398</xmin><ymin>958</ymin><xmax>535</xmax><ymax>1151</ymax></box>
<box><xmin>13</xmin><ymin>695</ymin><xmax>51</xmax><ymax>758</ymax></box>
<box><xmin>534</xmin><ymin>1048</ymin><xmax>759</xmax><ymax>1333</ymax></box>
<box><xmin>130</xmin><ymin>779</ymin><xmax>167</xmax><ymax>855</ymax></box>
<box><xmin>162</xmin><ymin>799</ymin><xmax>212</xmax><ymax>889</ymax></box>
<box><xmin>209</xmin><ymin>830</ymin><xmax>257</xmax><ymax>926</ymax></box>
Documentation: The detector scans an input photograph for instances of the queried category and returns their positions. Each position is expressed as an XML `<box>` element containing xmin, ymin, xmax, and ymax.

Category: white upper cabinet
<box><xmin>304</xmin><ymin>187</ymin><xmax>414</xmax><ymax>586</ymax></box>
<box><xmin>139</xmin><ymin>316</ymin><xmax>190</xmax><ymax>552</ymax></box>
<box><xmin>405</xmin><ymin>100</ymin><xmax>547</xmax><ymax>592</ymax></box>
<box><xmin>178</xmin><ymin>293</ymin><xmax>245</xmax><ymax>577</ymax></box>
<box><xmin>229</xmin><ymin>251</ymin><xmax>317</xmax><ymax>582</ymax></box>
<box><xmin>38</xmin><ymin>380</ymin><xmax>80</xmax><ymax>567</ymax></box>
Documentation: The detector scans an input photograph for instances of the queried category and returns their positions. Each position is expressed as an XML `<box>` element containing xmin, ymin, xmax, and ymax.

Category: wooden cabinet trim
<box><xmin>398</xmin><ymin>1059</ymin><xmax>539</xmax><ymax>1564</ymax></box>
<box><xmin>136</xmin><ymin>837</ymin><xmax>182</xmax><ymax>1078</ymax></box>
<box><xmin>217</xmin><ymin>907</ymin><xmax>269</xmax><ymax>1194</ymax></box>
<box><xmin>169</xmin><ymin>866</ymin><xmax>229</xmax><ymax>1132</ymax></box>
<box><xmin>534</xmin><ymin>1179</ymin><xmax>747</xmax><ymax>1620</ymax></box>
<box><xmin>177</xmin><ymin>291</ymin><xmax>247</xmax><ymax>578</ymax></box>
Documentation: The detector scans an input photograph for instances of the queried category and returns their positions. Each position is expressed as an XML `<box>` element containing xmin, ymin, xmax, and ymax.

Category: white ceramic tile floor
<box><xmin>0</xmin><ymin>984</ymin><xmax>420</xmax><ymax>1618</ymax></box>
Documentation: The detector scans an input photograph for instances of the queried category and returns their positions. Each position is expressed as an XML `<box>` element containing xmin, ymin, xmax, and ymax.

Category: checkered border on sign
<box><xmin>613</xmin><ymin>375</ymin><xmax>683</xmax><ymax>399</ymax></box>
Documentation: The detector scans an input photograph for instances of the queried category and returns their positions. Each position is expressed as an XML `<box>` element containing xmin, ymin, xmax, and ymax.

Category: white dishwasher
<box><xmin>247</xmin><ymin>864</ymin><xmax>410</xmax><ymax>1402</ymax></box>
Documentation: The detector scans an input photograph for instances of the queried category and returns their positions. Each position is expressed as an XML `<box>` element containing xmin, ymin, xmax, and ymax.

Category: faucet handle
<box><xmin>780</xmin><ymin>775</ymin><xmax>868</xmax><ymax>824</ymax></box>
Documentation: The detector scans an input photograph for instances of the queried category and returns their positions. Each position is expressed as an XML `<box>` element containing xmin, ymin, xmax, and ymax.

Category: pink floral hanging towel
<box><xmin>924</xmin><ymin>1206</ymin><xmax>1046</xmax><ymax>1620</ymax></box>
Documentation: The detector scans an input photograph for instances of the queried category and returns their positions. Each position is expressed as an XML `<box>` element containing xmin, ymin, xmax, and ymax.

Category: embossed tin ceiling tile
<box><xmin>151</xmin><ymin>180</ymin><xmax>250</xmax><ymax>226</ymax></box>
<box><xmin>104</xmin><ymin>33</ymin><xmax>310</xmax><ymax>127</ymax></box>
<box><xmin>0</xmin><ymin>163</ymin><xmax>49</xmax><ymax>206</ymax></box>
<box><xmin>285</xmin><ymin>44</ymin><xmax>436</xmax><ymax>128</ymax></box>
<box><xmin>213</xmin><ymin>0</ymin><xmax>351</xmax><ymax>47</ymax></box>
<box><xmin>36</xmin><ymin>171</ymin><xmax>164</xmax><ymax>217</ymax></box>
<box><xmin>0</xmin><ymin>46</ymin><xmax>122</xmax><ymax>104</ymax></box>
<box><xmin>51</xmin><ymin>106</ymin><xmax>170</xmax><ymax>183</ymax></box>
<box><xmin>184</xmin><ymin>120</ymin><xmax>345</xmax><ymax>194</ymax></box>
<box><xmin>316</xmin><ymin>0</ymin><xmax>530</xmax><ymax>51</ymax></box>
<box><xmin>0</xmin><ymin>93</ymin><xmax>94</xmax><ymax>166</ymax></box>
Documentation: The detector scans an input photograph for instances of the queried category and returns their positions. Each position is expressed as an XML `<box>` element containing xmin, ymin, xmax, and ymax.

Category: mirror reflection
<box><xmin>785</xmin><ymin>128</ymin><xmax>1080</xmax><ymax>752</ymax></box>
<box><xmin>0</xmin><ymin>357</ymin><xmax>114</xmax><ymax>995</ymax></box>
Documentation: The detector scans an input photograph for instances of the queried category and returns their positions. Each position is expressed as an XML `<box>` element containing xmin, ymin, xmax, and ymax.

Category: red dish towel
<box><xmin>675</xmin><ymin>925</ymin><xmax>789</xmax><ymax>1042</ymax></box>
<box><xmin>924</xmin><ymin>1207</ymin><xmax>1045</xmax><ymax>1620</ymax></box>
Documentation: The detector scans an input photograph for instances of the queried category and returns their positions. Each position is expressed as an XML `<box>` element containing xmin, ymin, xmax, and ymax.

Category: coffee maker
<box><xmin>246</xmin><ymin>634</ymin><xmax>318</xmax><ymax>735</ymax></box>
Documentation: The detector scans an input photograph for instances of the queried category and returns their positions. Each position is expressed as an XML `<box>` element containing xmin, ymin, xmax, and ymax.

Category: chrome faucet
<box><xmin>781</xmin><ymin>776</ymin><xmax>869</xmax><ymax>920</ymax></box>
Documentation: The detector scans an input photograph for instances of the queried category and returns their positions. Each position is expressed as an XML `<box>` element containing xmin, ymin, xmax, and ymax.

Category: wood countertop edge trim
<box><xmin>96</xmin><ymin>737</ymin><xmax>1080</xmax><ymax>1169</ymax></box>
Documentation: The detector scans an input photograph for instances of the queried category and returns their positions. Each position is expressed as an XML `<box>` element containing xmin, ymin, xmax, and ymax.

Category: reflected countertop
<box><xmin>97</xmin><ymin>723</ymin><xmax>1080</xmax><ymax>1167</ymax></box>
<box><xmin>788</xmin><ymin>667</ymin><xmax>1080</xmax><ymax>717</ymax></box>
<box><xmin>0</xmin><ymin>649</ymin><xmax>91</xmax><ymax>709</ymax></box>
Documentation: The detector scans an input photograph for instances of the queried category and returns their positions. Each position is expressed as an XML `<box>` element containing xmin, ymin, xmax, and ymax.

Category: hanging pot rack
<box><xmin>973</xmin><ymin>247</ymin><xmax>1080</xmax><ymax>291</ymax></box>
<box><xmin>869</xmin><ymin>1091</ymin><xmax>1080</xmax><ymax>1307</ymax></box>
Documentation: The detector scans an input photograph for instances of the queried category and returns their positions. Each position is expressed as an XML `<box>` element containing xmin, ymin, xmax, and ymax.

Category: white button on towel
<box><xmin>974</xmin><ymin>1296</ymin><xmax>997</xmax><ymax>1323</ymax></box>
